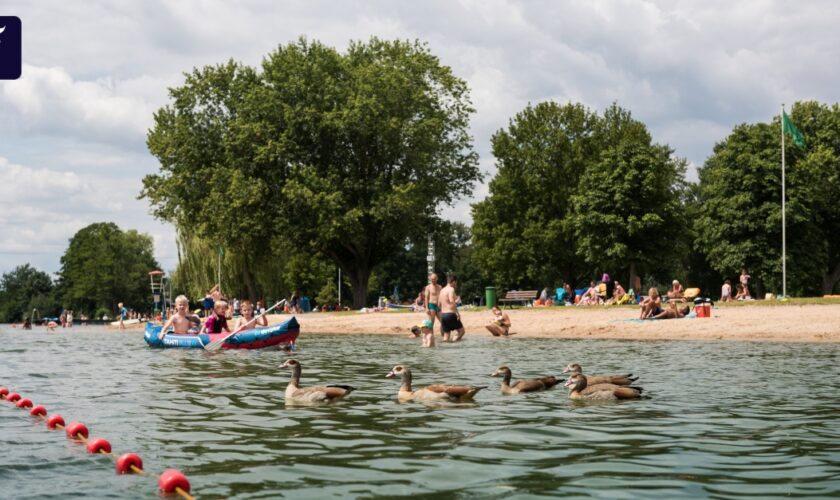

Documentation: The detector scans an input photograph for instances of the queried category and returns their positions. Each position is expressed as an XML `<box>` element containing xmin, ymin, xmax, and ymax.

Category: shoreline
<box><xmin>265</xmin><ymin>303</ymin><xmax>840</xmax><ymax>343</ymax></box>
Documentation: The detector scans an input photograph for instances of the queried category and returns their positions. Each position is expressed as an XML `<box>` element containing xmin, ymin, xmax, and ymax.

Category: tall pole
<box><xmin>338</xmin><ymin>267</ymin><xmax>342</xmax><ymax>306</ymax></box>
<box><xmin>781</xmin><ymin>104</ymin><xmax>787</xmax><ymax>298</ymax></box>
<box><xmin>427</xmin><ymin>234</ymin><xmax>435</xmax><ymax>282</ymax></box>
<box><xmin>217</xmin><ymin>249</ymin><xmax>222</xmax><ymax>295</ymax></box>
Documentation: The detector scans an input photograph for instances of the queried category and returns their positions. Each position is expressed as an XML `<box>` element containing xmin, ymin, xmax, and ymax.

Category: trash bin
<box><xmin>485</xmin><ymin>286</ymin><xmax>497</xmax><ymax>308</ymax></box>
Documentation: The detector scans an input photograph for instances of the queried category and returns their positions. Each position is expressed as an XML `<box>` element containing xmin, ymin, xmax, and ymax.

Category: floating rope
<box><xmin>0</xmin><ymin>386</ymin><xmax>194</xmax><ymax>499</ymax></box>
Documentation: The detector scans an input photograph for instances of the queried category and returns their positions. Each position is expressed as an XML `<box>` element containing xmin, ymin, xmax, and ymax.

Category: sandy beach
<box><xmin>267</xmin><ymin>303</ymin><xmax>840</xmax><ymax>342</ymax></box>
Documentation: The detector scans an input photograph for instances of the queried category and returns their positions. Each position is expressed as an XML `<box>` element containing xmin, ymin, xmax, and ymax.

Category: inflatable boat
<box><xmin>144</xmin><ymin>316</ymin><xmax>300</xmax><ymax>349</ymax></box>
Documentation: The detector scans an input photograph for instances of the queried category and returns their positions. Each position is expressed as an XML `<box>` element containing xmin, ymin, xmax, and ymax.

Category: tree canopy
<box><xmin>695</xmin><ymin>101</ymin><xmax>840</xmax><ymax>295</ymax></box>
<box><xmin>0</xmin><ymin>264</ymin><xmax>58</xmax><ymax>322</ymax></box>
<box><xmin>472</xmin><ymin>102</ymin><xmax>687</xmax><ymax>292</ymax></box>
<box><xmin>142</xmin><ymin>37</ymin><xmax>480</xmax><ymax>308</ymax></box>
<box><xmin>56</xmin><ymin>222</ymin><xmax>159</xmax><ymax>314</ymax></box>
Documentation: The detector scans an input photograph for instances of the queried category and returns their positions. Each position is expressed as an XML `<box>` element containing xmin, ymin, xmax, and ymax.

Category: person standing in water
<box><xmin>423</xmin><ymin>273</ymin><xmax>442</xmax><ymax>337</ymax></box>
<box><xmin>439</xmin><ymin>273</ymin><xmax>465</xmax><ymax>342</ymax></box>
<box><xmin>118</xmin><ymin>302</ymin><xmax>128</xmax><ymax>329</ymax></box>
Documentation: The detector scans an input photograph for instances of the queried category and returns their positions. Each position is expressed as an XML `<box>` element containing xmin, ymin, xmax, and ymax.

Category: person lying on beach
<box><xmin>639</xmin><ymin>287</ymin><xmax>661</xmax><ymax>319</ymax></box>
<box><xmin>159</xmin><ymin>295</ymin><xmax>202</xmax><ymax>339</ymax></box>
<box><xmin>200</xmin><ymin>300</ymin><xmax>231</xmax><ymax>335</ymax></box>
<box><xmin>645</xmin><ymin>302</ymin><xmax>690</xmax><ymax>320</ymax></box>
<box><xmin>233</xmin><ymin>300</ymin><xmax>268</xmax><ymax>332</ymax></box>
<box><xmin>485</xmin><ymin>306</ymin><xmax>512</xmax><ymax>336</ymax></box>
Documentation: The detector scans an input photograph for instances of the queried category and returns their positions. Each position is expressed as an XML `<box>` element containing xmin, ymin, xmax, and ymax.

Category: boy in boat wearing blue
<box><xmin>158</xmin><ymin>295</ymin><xmax>201</xmax><ymax>339</ymax></box>
<box><xmin>233</xmin><ymin>300</ymin><xmax>267</xmax><ymax>332</ymax></box>
<box><xmin>200</xmin><ymin>300</ymin><xmax>231</xmax><ymax>335</ymax></box>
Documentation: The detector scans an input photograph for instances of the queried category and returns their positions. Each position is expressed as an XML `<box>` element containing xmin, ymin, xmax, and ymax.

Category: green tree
<box><xmin>142</xmin><ymin>37</ymin><xmax>480</xmax><ymax>308</ymax></box>
<box><xmin>694</xmin><ymin>101</ymin><xmax>840</xmax><ymax>296</ymax></box>
<box><xmin>471</xmin><ymin>102</ymin><xmax>600</xmax><ymax>289</ymax></box>
<box><xmin>572</xmin><ymin>104</ymin><xmax>688</xmax><ymax>289</ymax></box>
<box><xmin>0</xmin><ymin>264</ymin><xmax>57</xmax><ymax>322</ymax></box>
<box><xmin>57</xmin><ymin>223</ymin><xmax>160</xmax><ymax>314</ymax></box>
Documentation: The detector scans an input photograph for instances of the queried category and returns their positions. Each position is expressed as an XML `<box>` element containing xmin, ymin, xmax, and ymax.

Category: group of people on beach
<box><xmin>410</xmin><ymin>272</ymin><xmax>466</xmax><ymax>347</ymax></box>
<box><xmin>720</xmin><ymin>269</ymin><xmax>752</xmax><ymax>302</ymax></box>
<box><xmin>410</xmin><ymin>272</ymin><xmax>516</xmax><ymax>347</ymax></box>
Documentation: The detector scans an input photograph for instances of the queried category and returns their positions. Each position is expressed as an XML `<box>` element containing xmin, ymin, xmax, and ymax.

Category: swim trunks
<box><xmin>428</xmin><ymin>303</ymin><xmax>439</xmax><ymax>312</ymax></box>
<box><xmin>422</xmin><ymin>319</ymin><xmax>434</xmax><ymax>329</ymax></box>
<box><xmin>651</xmin><ymin>307</ymin><xmax>662</xmax><ymax>316</ymax></box>
<box><xmin>440</xmin><ymin>312</ymin><xmax>463</xmax><ymax>333</ymax></box>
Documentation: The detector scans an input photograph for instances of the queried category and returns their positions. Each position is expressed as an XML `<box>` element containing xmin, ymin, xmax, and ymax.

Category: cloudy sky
<box><xmin>2</xmin><ymin>0</ymin><xmax>838</xmax><ymax>276</ymax></box>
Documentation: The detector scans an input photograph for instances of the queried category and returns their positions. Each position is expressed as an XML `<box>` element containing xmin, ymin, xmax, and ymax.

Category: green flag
<box><xmin>783</xmin><ymin>111</ymin><xmax>805</xmax><ymax>147</ymax></box>
<box><xmin>218</xmin><ymin>245</ymin><xmax>224</xmax><ymax>257</ymax></box>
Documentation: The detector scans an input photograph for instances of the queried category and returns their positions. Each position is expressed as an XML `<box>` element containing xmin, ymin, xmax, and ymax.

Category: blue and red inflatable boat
<box><xmin>144</xmin><ymin>316</ymin><xmax>300</xmax><ymax>349</ymax></box>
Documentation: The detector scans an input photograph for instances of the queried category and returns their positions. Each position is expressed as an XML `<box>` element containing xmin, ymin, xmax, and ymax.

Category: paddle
<box><xmin>204</xmin><ymin>300</ymin><xmax>286</xmax><ymax>351</ymax></box>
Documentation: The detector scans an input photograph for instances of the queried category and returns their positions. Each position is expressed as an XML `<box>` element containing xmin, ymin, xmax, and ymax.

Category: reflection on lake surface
<box><xmin>1</xmin><ymin>325</ymin><xmax>839</xmax><ymax>498</ymax></box>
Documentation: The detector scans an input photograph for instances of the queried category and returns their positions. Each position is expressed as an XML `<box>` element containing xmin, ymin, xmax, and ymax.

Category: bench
<box><xmin>498</xmin><ymin>290</ymin><xmax>539</xmax><ymax>308</ymax></box>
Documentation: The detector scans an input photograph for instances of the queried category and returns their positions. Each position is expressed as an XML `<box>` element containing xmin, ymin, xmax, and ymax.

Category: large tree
<box><xmin>142</xmin><ymin>38</ymin><xmax>480</xmax><ymax>308</ymax></box>
<box><xmin>56</xmin><ymin>222</ymin><xmax>159</xmax><ymax>314</ymax></box>
<box><xmin>471</xmin><ymin>102</ymin><xmax>600</xmax><ymax>289</ymax></box>
<box><xmin>694</xmin><ymin>101</ymin><xmax>840</xmax><ymax>296</ymax></box>
<box><xmin>0</xmin><ymin>264</ymin><xmax>57</xmax><ymax>322</ymax></box>
<box><xmin>572</xmin><ymin>104</ymin><xmax>688</xmax><ymax>289</ymax></box>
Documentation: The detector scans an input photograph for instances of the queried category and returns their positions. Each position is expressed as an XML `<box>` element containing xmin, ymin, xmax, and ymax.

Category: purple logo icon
<box><xmin>0</xmin><ymin>16</ymin><xmax>22</xmax><ymax>79</ymax></box>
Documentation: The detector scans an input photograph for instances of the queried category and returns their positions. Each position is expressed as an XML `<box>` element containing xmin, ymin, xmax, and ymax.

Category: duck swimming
<box><xmin>490</xmin><ymin>366</ymin><xmax>562</xmax><ymax>394</ymax></box>
<box><xmin>564</xmin><ymin>373</ymin><xmax>643</xmax><ymax>400</ymax></box>
<box><xmin>386</xmin><ymin>365</ymin><xmax>485</xmax><ymax>402</ymax></box>
<box><xmin>562</xmin><ymin>363</ymin><xmax>638</xmax><ymax>386</ymax></box>
<box><xmin>280</xmin><ymin>359</ymin><xmax>355</xmax><ymax>403</ymax></box>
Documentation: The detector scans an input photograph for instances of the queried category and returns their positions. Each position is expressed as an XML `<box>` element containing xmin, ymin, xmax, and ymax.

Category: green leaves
<box><xmin>142</xmin><ymin>37</ymin><xmax>480</xmax><ymax>307</ymax></box>
<box><xmin>472</xmin><ymin>101</ymin><xmax>687</xmax><ymax>290</ymax></box>
<box><xmin>56</xmin><ymin>223</ymin><xmax>159</xmax><ymax>315</ymax></box>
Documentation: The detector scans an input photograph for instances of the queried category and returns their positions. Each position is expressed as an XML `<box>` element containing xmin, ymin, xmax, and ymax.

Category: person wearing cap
<box><xmin>667</xmin><ymin>280</ymin><xmax>685</xmax><ymax>302</ymax></box>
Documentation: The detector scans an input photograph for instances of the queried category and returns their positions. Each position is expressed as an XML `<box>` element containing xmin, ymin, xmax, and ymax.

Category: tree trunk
<box><xmin>823</xmin><ymin>261</ymin><xmax>840</xmax><ymax>295</ymax></box>
<box><xmin>629</xmin><ymin>261</ymin><xmax>639</xmax><ymax>294</ymax></box>
<box><xmin>242</xmin><ymin>264</ymin><xmax>258</xmax><ymax>303</ymax></box>
<box><xmin>349</xmin><ymin>266</ymin><xmax>371</xmax><ymax>309</ymax></box>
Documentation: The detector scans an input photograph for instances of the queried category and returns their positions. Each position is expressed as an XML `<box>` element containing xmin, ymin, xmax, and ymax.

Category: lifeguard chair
<box><xmin>149</xmin><ymin>270</ymin><xmax>168</xmax><ymax>322</ymax></box>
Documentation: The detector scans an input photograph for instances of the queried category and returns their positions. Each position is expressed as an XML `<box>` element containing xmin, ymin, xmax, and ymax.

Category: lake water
<box><xmin>1</xmin><ymin>325</ymin><xmax>838</xmax><ymax>499</ymax></box>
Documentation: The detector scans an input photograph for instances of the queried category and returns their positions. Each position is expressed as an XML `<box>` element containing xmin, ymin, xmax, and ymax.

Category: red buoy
<box><xmin>16</xmin><ymin>398</ymin><xmax>33</xmax><ymax>408</ymax></box>
<box><xmin>47</xmin><ymin>414</ymin><xmax>65</xmax><ymax>429</ymax></box>
<box><xmin>116</xmin><ymin>453</ymin><xmax>143</xmax><ymax>474</ymax></box>
<box><xmin>158</xmin><ymin>469</ymin><xmax>191</xmax><ymax>494</ymax></box>
<box><xmin>0</xmin><ymin>387</ymin><xmax>8</xmax><ymax>397</ymax></box>
<box><xmin>86</xmin><ymin>437</ymin><xmax>112</xmax><ymax>454</ymax></box>
<box><xmin>7</xmin><ymin>392</ymin><xmax>21</xmax><ymax>402</ymax></box>
<box><xmin>65</xmin><ymin>421</ymin><xmax>89</xmax><ymax>440</ymax></box>
<box><xmin>30</xmin><ymin>405</ymin><xmax>47</xmax><ymax>417</ymax></box>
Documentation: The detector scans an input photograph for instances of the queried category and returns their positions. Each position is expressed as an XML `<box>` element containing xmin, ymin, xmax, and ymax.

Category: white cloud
<box><xmin>0</xmin><ymin>157</ymin><xmax>176</xmax><ymax>275</ymax></box>
<box><xmin>0</xmin><ymin>65</ymin><xmax>170</xmax><ymax>149</ymax></box>
<box><xmin>2</xmin><ymin>0</ymin><xmax>840</xmax><ymax>275</ymax></box>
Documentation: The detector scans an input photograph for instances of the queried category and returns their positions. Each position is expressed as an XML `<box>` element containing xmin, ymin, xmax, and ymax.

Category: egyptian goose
<box><xmin>386</xmin><ymin>365</ymin><xmax>485</xmax><ymax>402</ymax></box>
<box><xmin>490</xmin><ymin>366</ymin><xmax>562</xmax><ymax>394</ymax></box>
<box><xmin>562</xmin><ymin>363</ymin><xmax>638</xmax><ymax>386</ymax></box>
<box><xmin>564</xmin><ymin>373</ymin><xmax>643</xmax><ymax>400</ymax></box>
<box><xmin>280</xmin><ymin>359</ymin><xmax>355</xmax><ymax>403</ymax></box>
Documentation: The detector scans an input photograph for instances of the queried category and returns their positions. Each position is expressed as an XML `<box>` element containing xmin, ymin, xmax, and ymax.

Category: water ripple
<box><xmin>1</xmin><ymin>327</ymin><xmax>839</xmax><ymax>498</ymax></box>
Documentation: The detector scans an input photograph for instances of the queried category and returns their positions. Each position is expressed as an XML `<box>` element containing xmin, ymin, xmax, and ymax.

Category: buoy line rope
<box><xmin>1</xmin><ymin>386</ymin><xmax>194</xmax><ymax>499</ymax></box>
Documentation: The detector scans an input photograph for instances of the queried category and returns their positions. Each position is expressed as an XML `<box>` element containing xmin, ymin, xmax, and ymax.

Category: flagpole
<box><xmin>781</xmin><ymin>104</ymin><xmax>786</xmax><ymax>298</ymax></box>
